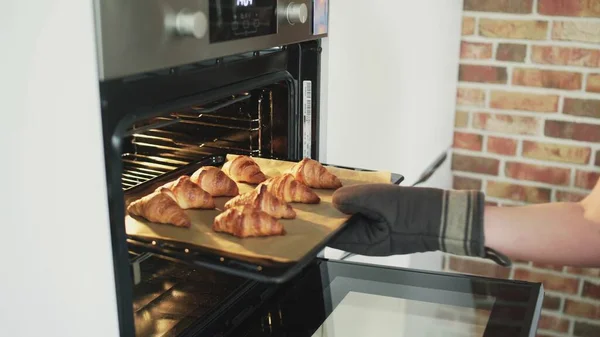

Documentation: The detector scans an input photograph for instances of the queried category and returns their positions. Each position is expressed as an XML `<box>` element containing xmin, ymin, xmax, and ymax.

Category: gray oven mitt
<box><xmin>328</xmin><ymin>184</ymin><xmax>511</xmax><ymax>267</ymax></box>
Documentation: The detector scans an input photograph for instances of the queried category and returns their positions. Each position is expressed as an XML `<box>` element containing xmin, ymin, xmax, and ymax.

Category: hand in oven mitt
<box><xmin>328</xmin><ymin>184</ymin><xmax>511</xmax><ymax>266</ymax></box>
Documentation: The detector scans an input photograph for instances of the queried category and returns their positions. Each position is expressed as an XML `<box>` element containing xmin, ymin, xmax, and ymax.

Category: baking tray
<box><xmin>124</xmin><ymin>154</ymin><xmax>404</xmax><ymax>283</ymax></box>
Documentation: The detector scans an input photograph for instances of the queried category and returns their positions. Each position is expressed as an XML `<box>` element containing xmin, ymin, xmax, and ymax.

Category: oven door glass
<box><xmin>230</xmin><ymin>259</ymin><xmax>543</xmax><ymax>337</ymax></box>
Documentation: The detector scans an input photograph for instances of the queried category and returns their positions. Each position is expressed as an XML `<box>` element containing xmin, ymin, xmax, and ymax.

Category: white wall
<box><xmin>0</xmin><ymin>1</ymin><xmax>120</xmax><ymax>337</ymax></box>
<box><xmin>320</xmin><ymin>1</ymin><xmax>464</xmax><ymax>270</ymax></box>
<box><xmin>320</xmin><ymin>0</ymin><xmax>463</xmax><ymax>187</ymax></box>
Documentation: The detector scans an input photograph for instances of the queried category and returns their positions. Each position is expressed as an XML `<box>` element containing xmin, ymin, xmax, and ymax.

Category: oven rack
<box><xmin>121</xmin><ymin>136</ymin><xmax>262</xmax><ymax>190</ymax></box>
<box><xmin>121</xmin><ymin>90</ymin><xmax>274</xmax><ymax>190</ymax></box>
<box><xmin>131</xmin><ymin>132</ymin><xmax>258</xmax><ymax>155</ymax></box>
<box><xmin>121</xmin><ymin>144</ymin><xmax>244</xmax><ymax>190</ymax></box>
<box><xmin>155</xmin><ymin>116</ymin><xmax>260</xmax><ymax>132</ymax></box>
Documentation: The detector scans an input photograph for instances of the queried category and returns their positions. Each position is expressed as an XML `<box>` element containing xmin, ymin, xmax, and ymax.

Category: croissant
<box><xmin>127</xmin><ymin>190</ymin><xmax>191</xmax><ymax>228</ymax></box>
<box><xmin>258</xmin><ymin>173</ymin><xmax>320</xmax><ymax>204</ymax></box>
<box><xmin>190</xmin><ymin>166</ymin><xmax>239</xmax><ymax>197</ymax></box>
<box><xmin>224</xmin><ymin>185</ymin><xmax>296</xmax><ymax>219</ymax></box>
<box><xmin>290</xmin><ymin>158</ymin><xmax>342</xmax><ymax>189</ymax></box>
<box><xmin>213</xmin><ymin>206</ymin><xmax>285</xmax><ymax>238</ymax></box>
<box><xmin>222</xmin><ymin>156</ymin><xmax>267</xmax><ymax>184</ymax></box>
<box><xmin>158</xmin><ymin>175</ymin><xmax>215</xmax><ymax>210</ymax></box>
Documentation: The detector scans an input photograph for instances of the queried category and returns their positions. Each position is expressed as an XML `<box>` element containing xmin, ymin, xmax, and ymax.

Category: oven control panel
<box><xmin>95</xmin><ymin>0</ymin><xmax>328</xmax><ymax>80</ymax></box>
<box><xmin>209</xmin><ymin>0</ymin><xmax>278</xmax><ymax>43</ymax></box>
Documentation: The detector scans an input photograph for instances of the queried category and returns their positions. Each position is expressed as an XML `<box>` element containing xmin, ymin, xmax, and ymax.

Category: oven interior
<box><xmin>123</xmin><ymin>83</ymin><xmax>291</xmax><ymax>336</ymax></box>
<box><xmin>122</xmin><ymin>80</ymin><xmax>296</xmax><ymax>337</ymax></box>
<box><xmin>121</xmin><ymin>81</ymin><xmax>291</xmax><ymax>191</ymax></box>
<box><xmin>101</xmin><ymin>43</ymin><xmax>322</xmax><ymax>337</ymax></box>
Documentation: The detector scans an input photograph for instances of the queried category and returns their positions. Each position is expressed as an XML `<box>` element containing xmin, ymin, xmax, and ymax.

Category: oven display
<box><xmin>236</xmin><ymin>0</ymin><xmax>254</xmax><ymax>6</ymax></box>
<box><xmin>209</xmin><ymin>0</ymin><xmax>277</xmax><ymax>43</ymax></box>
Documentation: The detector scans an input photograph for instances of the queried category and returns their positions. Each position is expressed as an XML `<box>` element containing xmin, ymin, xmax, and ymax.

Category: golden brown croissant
<box><xmin>127</xmin><ymin>189</ymin><xmax>191</xmax><ymax>228</ymax></box>
<box><xmin>224</xmin><ymin>185</ymin><xmax>296</xmax><ymax>219</ymax></box>
<box><xmin>158</xmin><ymin>175</ymin><xmax>215</xmax><ymax>210</ymax></box>
<box><xmin>258</xmin><ymin>173</ymin><xmax>320</xmax><ymax>204</ymax></box>
<box><xmin>222</xmin><ymin>156</ymin><xmax>267</xmax><ymax>184</ymax></box>
<box><xmin>212</xmin><ymin>205</ymin><xmax>285</xmax><ymax>238</ymax></box>
<box><xmin>290</xmin><ymin>158</ymin><xmax>342</xmax><ymax>189</ymax></box>
<box><xmin>190</xmin><ymin>166</ymin><xmax>239</xmax><ymax>197</ymax></box>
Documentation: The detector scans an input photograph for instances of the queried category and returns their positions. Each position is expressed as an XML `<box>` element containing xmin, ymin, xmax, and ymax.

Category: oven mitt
<box><xmin>328</xmin><ymin>184</ymin><xmax>511</xmax><ymax>267</ymax></box>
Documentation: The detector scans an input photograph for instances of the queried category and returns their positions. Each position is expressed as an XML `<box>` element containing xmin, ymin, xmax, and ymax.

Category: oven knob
<box><xmin>286</xmin><ymin>3</ymin><xmax>308</xmax><ymax>25</ymax></box>
<box><xmin>174</xmin><ymin>10</ymin><xmax>208</xmax><ymax>39</ymax></box>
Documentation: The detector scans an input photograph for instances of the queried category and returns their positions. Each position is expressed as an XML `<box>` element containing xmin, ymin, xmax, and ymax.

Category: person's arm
<box><xmin>329</xmin><ymin>178</ymin><xmax>600</xmax><ymax>267</ymax></box>
<box><xmin>485</xmin><ymin>178</ymin><xmax>600</xmax><ymax>267</ymax></box>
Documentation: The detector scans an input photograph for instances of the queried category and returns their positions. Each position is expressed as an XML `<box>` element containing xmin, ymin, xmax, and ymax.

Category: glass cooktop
<box><xmin>230</xmin><ymin>259</ymin><xmax>544</xmax><ymax>337</ymax></box>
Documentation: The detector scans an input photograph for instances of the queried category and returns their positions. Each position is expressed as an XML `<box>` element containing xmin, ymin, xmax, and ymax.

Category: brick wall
<box><xmin>448</xmin><ymin>1</ymin><xmax>600</xmax><ymax>337</ymax></box>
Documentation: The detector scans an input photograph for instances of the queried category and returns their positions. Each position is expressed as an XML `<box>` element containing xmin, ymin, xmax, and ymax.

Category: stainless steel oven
<box><xmin>94</xmin><ymin>1</ymin><xmax>544</xmax><ymax>336</ymax></box>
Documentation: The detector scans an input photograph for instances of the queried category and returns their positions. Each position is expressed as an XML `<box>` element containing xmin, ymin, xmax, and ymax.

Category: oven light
<box><xmin>184</xmin><ymin>248</ymin><xmax>190</xmax><ymax>253</ymax></box>
<box><xmin>151</xmin><ymin>241</ymin><xmax>157</xmax><ymax>245</ymax></box>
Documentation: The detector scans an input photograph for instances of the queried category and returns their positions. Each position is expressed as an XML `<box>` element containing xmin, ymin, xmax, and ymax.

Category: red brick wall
<box><xmin>449</xmin><ymin>1</ymin><xmax>600</xmax><ymax>336</ymax></box>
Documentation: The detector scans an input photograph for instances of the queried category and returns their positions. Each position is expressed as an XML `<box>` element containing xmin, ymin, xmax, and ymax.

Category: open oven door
<box><xmin>226</xmin><ymin>258</ymin><xmax>543</xmax><ymax>337</ymax></box>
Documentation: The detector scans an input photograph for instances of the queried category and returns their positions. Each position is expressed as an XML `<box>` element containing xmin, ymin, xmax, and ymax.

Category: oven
<box><xmin>92</xmin><ymin>1</ymin><xmax>545</xmax><ymax>337</ymax></box>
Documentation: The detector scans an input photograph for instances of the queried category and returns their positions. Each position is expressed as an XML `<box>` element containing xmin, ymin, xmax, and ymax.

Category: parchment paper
<box><xmin>125</xmin><ymin>155</ymin><xmax>391</xmax><ymax>263</ymax></box>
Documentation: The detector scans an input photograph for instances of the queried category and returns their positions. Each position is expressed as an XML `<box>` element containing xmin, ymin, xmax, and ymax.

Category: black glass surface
<box><xmin>210</xmin><ymin>0</ymin><xmax>278</xmax><ymax>43</ymax></box>
<box><xmin>230</xmin><ymin>259</ymin><xmax>543</xmax><ymax>337</ymax></box>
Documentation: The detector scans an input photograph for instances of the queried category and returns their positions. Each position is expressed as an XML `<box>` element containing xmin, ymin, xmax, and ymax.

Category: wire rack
<box><xmin>121</xmin><ymin>89</ymin><xmax>274</xmax><ymax>190</ymax></box>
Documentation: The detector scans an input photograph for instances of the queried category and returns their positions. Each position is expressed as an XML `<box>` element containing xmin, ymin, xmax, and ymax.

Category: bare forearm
<box><xmin>484</xmin><ymin>203</ymin><xmax>600</xmax><ymax>267</ymax></box>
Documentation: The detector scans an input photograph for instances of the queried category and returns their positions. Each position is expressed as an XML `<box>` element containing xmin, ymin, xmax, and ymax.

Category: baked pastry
<box><xmin>222</xmin><ymin>155</ymin><xmax>267</xmax><ymax>184</ymax></box>
<box><xmin>190</xmin><ymin>166</ymin><xmax>239</xmax><ymax>197</ymax></box>
<box><xmin>127</xmin><ymin>189</ymin><xmax>191</xmax><ymax>228</ymax></box>
<box><xmin>290</xmin><ymin>158</ymin><xmax>342</xmax><ymax>189</ymax></box>
<box><xmin>212</xmin><ymin>206</ymin><xmax>285</xmax><ymax>238</ymax></box>
<box><xmin>258</xmin><ymin>173</ymin><xmax>320</xmax><ymax>204</ymax></box>
<box><xmin>158</xmin><ymin>175</ymin><xmax>215</xmax><ymax>209</ymax></box>
<box><xmin>224</xmin><ymin>185</ymin><xmax>296</xmax><ymax>219</ymax></box>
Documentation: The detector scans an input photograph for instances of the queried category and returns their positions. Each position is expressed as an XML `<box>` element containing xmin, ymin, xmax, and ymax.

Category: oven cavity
<box><xmin>121</xmin><ymin>82</ymin><xmax>290</xmax><ymax>191</ymax></box>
